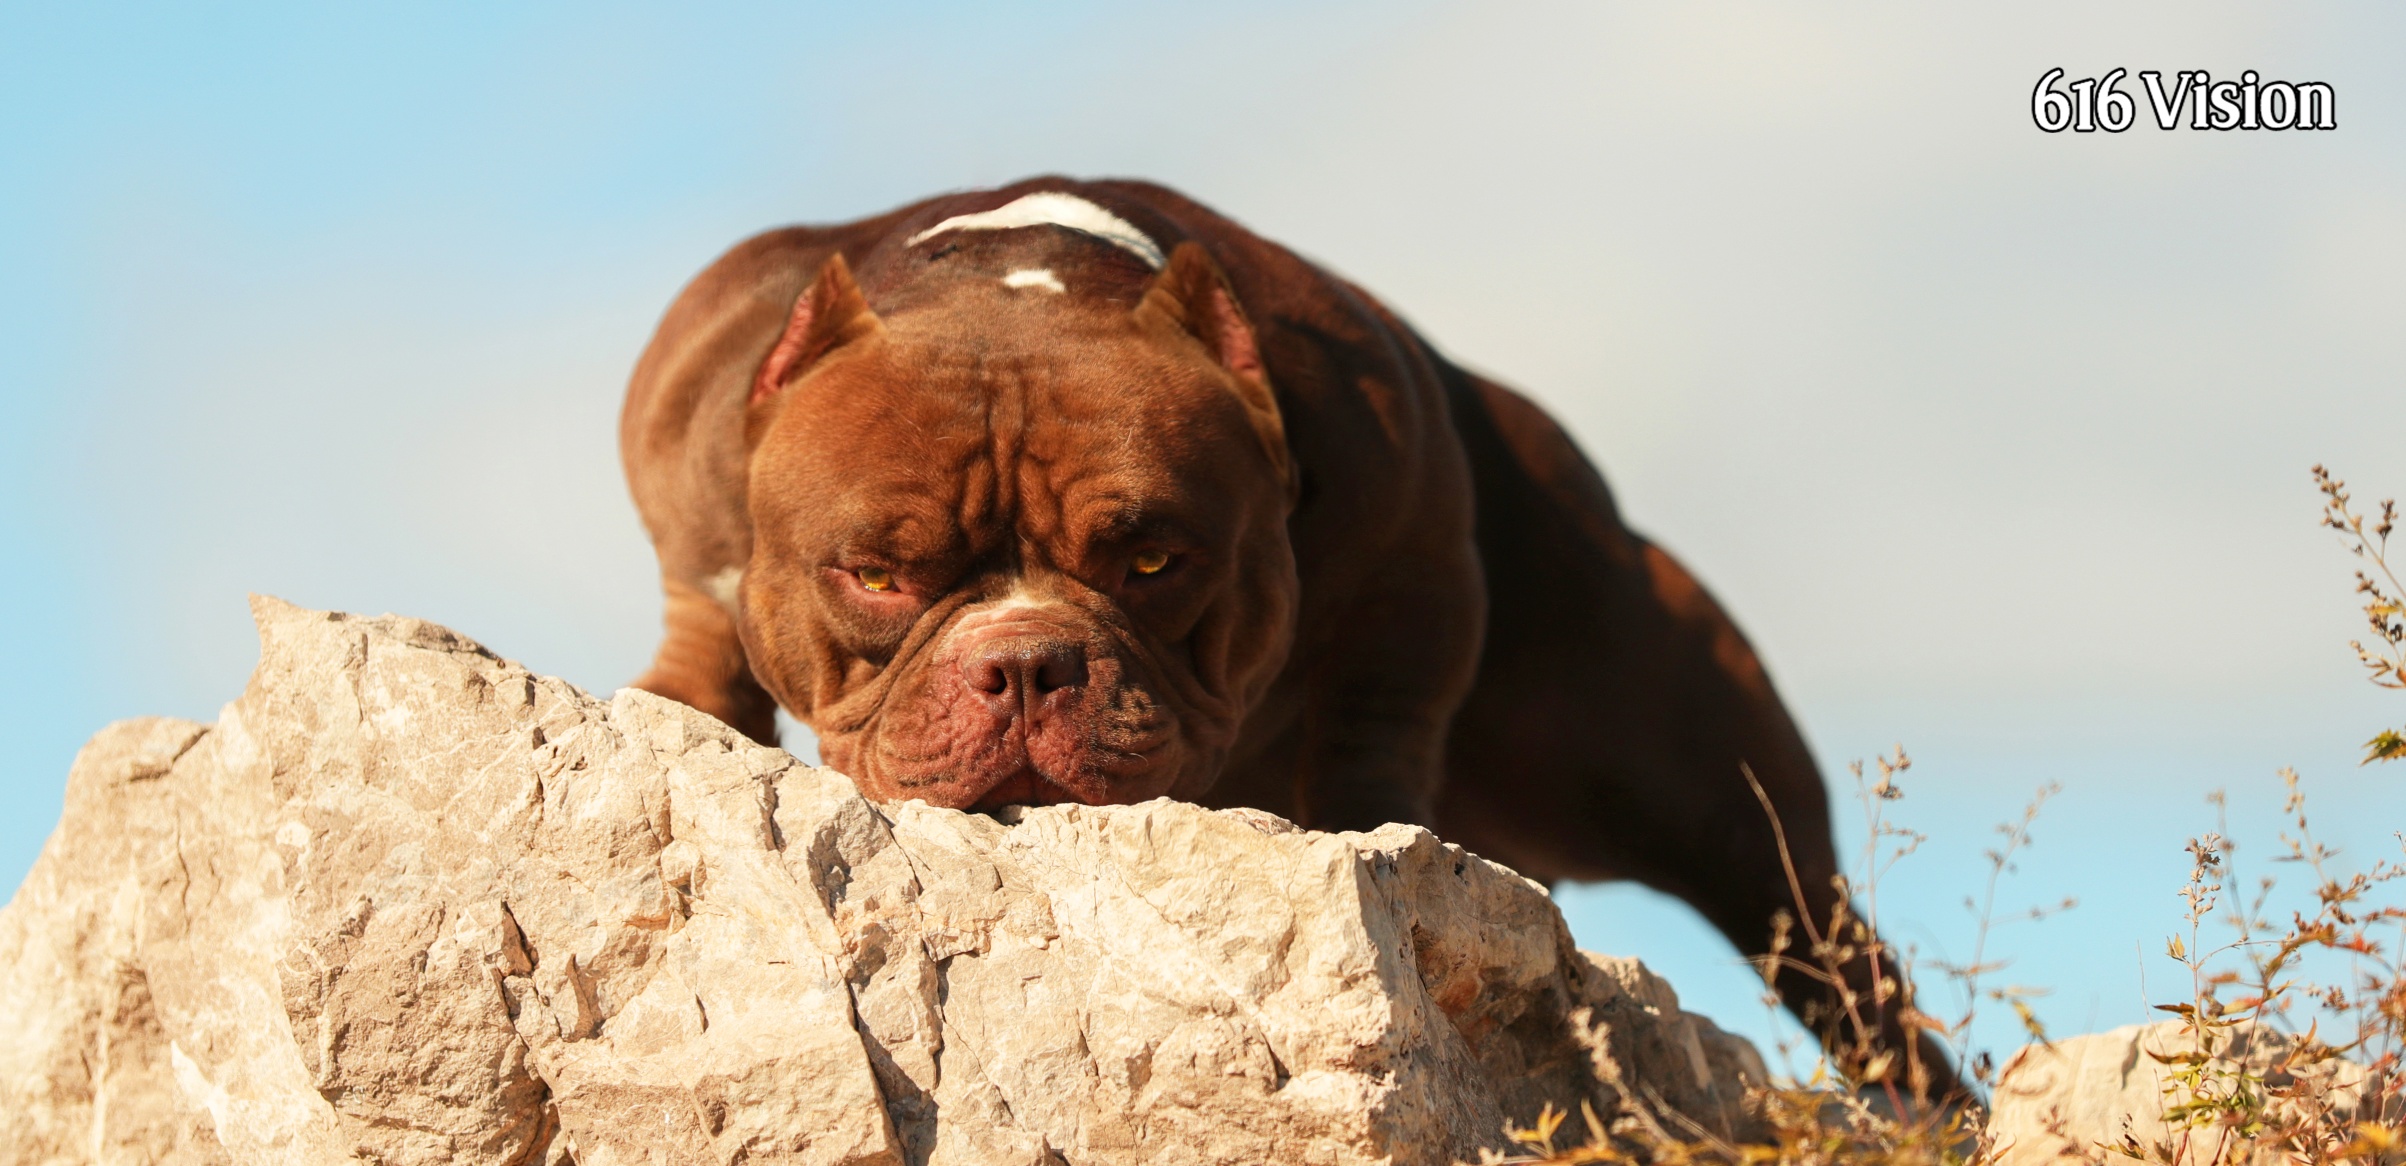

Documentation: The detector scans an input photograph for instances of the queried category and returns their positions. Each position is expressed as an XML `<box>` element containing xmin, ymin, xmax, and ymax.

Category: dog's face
<box><xmin>736</xmin><ymin>239</ymin><xmax>1298</xmax><ymax>810</ymax></box>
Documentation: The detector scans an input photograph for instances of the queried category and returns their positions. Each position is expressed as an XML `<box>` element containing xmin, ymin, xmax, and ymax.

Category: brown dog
<box><xmin>621</xmin><ymin>178</ymin><xmax>1957</xmax><ymax>1096</ymax></box>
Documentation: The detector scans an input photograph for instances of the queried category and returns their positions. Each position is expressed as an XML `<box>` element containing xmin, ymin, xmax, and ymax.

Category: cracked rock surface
<box><xmin>0</xmin><ymin>598</ymin><xmax>1764</xmax><ymax>1165</ymax></box>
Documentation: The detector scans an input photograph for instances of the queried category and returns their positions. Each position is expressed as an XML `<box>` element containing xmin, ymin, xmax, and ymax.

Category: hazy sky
<box><xmin>3</xmin><ymin>2</ymin><xmax>2399</xmax><ymax>1063</ymax></box>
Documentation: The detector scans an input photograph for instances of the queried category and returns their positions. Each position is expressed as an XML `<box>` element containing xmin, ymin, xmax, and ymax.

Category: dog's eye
<box><xmin>1132</xmin><ymin>550</ymin><xmax>1172</xmax><ymax>576</ymax></box>
<box><xmin>856</xmin><ymin>566</ymin><xmax>895</xmax><ymax>592</ymax></box>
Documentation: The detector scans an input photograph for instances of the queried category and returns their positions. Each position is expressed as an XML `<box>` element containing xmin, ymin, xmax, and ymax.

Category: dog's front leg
<box><xmin>1295</xmin><ymin>538</ymin><xmax>1486</xmax><ymax>833</ymax></box>
<box><xmin>632</xmin><ymin>574</ymin><xmax>780</xmax><ymax>746</ymax></box>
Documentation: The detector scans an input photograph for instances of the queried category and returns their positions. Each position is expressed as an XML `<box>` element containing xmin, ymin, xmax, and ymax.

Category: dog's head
<box><xmin>736</xmin><ymin>204</ymin><xmax>1297</xmax><ymax>810</ymax></box>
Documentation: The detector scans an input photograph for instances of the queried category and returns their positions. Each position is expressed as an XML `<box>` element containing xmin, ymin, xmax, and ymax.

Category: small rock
<box><xmin>1987</xmin><ymin>1020</ymin><xmax>2375</xmax><ymax>1166</ymax></box>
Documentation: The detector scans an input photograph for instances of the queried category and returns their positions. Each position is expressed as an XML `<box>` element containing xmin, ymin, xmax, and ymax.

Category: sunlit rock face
<box><xmin>1987</xmin><ymin>1020</ymin><xmax>2377</xmax><ymax>1166</ymax></box>
<box><xmin>0</xmin><ymin>598</ymin><xmax>1764</xmax><ymax>1166</ymax></box>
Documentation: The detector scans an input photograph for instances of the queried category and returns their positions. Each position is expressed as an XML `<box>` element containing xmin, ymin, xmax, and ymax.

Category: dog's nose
<box><xmin>965</xmin><ymin>638</ymin><xmax>1089</xmax><ymax>703</ymax></box>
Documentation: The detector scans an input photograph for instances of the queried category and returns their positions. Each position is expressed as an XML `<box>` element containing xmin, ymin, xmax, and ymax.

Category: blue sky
<box><xmin>4</xmin><ymin>2</ymin><xmax>2401</xmax><ymax>1066</ymax></box>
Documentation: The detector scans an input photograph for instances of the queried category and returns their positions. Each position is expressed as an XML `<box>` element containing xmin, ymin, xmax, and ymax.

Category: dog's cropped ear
<box><xmin>1134</xmin><ymin>242</ymin><xmax>1291</xmax><ymax>495</ymax></box>
<box><xmin>749</xmin><ymin>252</ymin><xmax>882</xmax><ymax>432</ymax></box>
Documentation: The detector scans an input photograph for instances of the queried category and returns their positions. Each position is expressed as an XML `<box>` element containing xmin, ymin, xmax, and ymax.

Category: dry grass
<box><xmin>1471</xmin><ymin>469</ymin><xmax>2405</xmax><ymax>1165</ymax></box>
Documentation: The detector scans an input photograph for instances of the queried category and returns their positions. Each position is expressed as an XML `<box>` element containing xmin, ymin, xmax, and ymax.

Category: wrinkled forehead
<box><xmin>755</xmin><ymin>300</ymin><xmax>1268</xmax><ymax>552</ymax></box>
<box><xmin>777</xmin><ymin>329</ymin><xmax>1258</xmax><ymax>494</ymax></box>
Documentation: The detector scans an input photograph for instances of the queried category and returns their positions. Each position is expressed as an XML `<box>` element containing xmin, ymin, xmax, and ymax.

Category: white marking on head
<box><xmin>907</xmin><ymin>191</ymin><xmax>1165</xmax><ymax>269</ymax></box>
<box><xmin>1002</xmin><ymin>267</ymin><xmax>1067</xmax><ymax>294</ymax></box>
<box><xmin>991</xmin><ymin>580</ymin><xmax>1042</xmax><ymax>614</ymax></box>
<box><xmin>967</xmin><ymin>579</ymin><xmax>1060</xmax><ymax>624</ymax></box>
<box><xmin>703</xmin><ymin>566</ymin><xmax>744</xmax><ymax>613</ymax></box>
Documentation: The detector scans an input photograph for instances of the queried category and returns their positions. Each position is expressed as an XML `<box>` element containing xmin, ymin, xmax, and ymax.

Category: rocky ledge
<box><xmin>0</xmin><ymin>599</ymin><xmax>1766</xmax><ymax>1166</ymax></box>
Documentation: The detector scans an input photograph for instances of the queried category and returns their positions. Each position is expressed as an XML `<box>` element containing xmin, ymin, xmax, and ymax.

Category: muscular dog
<box><xmin>621</xmin><ymin>178</ymin><xmax>1957</xmax><ymax>1096</ymax></box>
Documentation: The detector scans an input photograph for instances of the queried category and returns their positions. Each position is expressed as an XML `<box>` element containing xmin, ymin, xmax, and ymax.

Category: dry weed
<box><xmin>1473</xmin><ymin>469</ymin><xmax>2405</xmax><ymax>1165</ymax></box>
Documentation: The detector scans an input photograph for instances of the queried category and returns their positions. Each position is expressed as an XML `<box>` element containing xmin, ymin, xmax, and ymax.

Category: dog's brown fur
<box><xmin>621</xmin><ymin>178</ymin><xmax>1959</xmax><ymax>1096</ymax></box>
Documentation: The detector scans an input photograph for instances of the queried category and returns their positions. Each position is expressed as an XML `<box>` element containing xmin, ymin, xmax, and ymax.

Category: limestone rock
<box><xmin>1986</xmin><ymin>1021</ymin><xmax>2376</xmax><ymax>1165</ymax></box>
<box><xmin>0</xmin><ymin>598</ymin><xmax>1765</xmax><ymax>1165</ymax></box>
